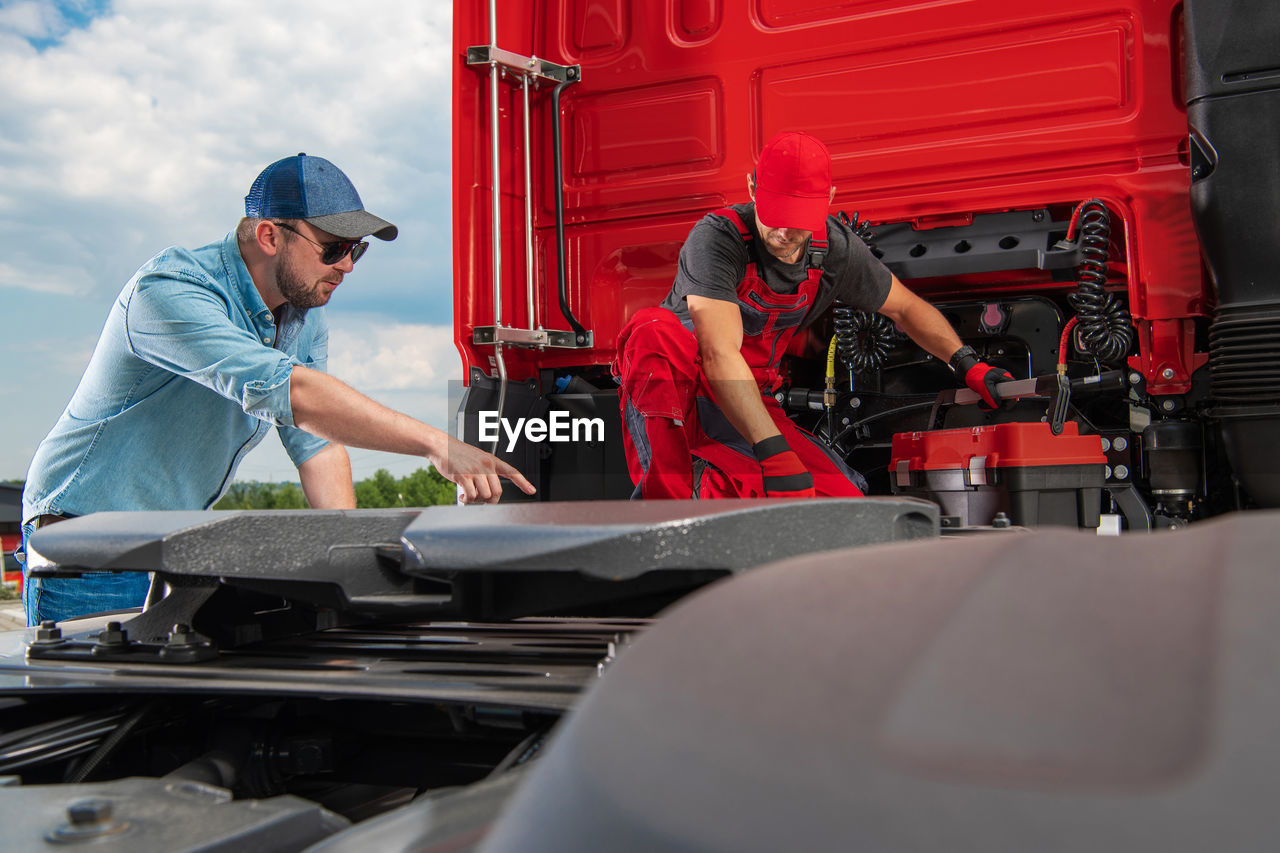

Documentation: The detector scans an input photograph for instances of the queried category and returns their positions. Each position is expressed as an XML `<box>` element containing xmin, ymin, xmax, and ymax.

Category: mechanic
<box><xmin>614</xmin><ymin>131</ymin><xmax>1008</xmax><ymax>499</ymax></box>
<box><xmin>18</xmin><ymin>153</ymin><xmax>534</xmax><ymax>626</ymax></box>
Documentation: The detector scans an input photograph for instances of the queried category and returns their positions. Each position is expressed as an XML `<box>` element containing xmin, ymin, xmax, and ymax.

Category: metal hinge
<box><xmin>465</xmin><ymin>46</ymin><xmax>579</xmax><ymax>84</ymax></box>
<box><xmin>473</xmin><ymin>326</ymin><xmax>594</xmax><ymax>349</ymax></box>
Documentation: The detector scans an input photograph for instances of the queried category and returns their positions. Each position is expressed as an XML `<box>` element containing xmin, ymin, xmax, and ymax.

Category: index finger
<box><xmin>496</xmin><ymin>459</ymin><xmax>536</xmax><ymax>494</ymax></box>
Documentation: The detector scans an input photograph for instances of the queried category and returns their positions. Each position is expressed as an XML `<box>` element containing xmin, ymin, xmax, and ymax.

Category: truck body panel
<box><xmin>453</xmin><ymin>0</ymin><xmax>1280</xmax><ymax>522</ymax></box>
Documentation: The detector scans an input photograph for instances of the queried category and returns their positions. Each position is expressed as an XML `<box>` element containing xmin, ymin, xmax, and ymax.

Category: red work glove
<box><xmin>752</xmin><ymin>435</ymin><xmax>816</xmax><ymax>498</ymax></box>
<box><xmin>965</xmin><ymin>362</ymin><xmax>1014</xmax><ymax>408</ymax></box>
<box><xmin>950</xmin><ymin>345</ymin><xmax>1013</xmax><ymax>409</ymax></box>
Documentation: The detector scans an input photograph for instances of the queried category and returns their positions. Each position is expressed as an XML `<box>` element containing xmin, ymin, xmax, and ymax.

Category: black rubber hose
<box><xmin>66</xmin><ymin>699</ymin><xmax>161</xmax><ymax>783</ymax></box>
<box><xmin>552</xmin><ymin>72</ymin><xmax>587</xmax><ymax>339</ymax></box>
<box><xmin>486</xmin><ymin>729</ymin><xmax>549</xmax><ymax>779</ymax></box>
<box><xmin>832</xmin><ymin>400</ymin><xmax>938</xmax><ymax>445</ymax></box>
<box><xmin>0</xmin><ymin>711</ymin><xmax>126</xmax><ymax>773</ymax></box>
<box><xmin>1067</xmin><ymin>200</ymin><xmax>1132</xmax><ymax>364</ymax></box>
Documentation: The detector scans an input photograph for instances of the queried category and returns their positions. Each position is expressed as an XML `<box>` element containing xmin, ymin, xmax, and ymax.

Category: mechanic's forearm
<box><xmin>297</xmin><ymin>442</ymin><xmax>356</xmax><ymax>509</ymax></box>
<box><xmin>892</xmin><ymin>299</ymin><xmax>965</xmax><ymax>362</ymax></box>
<box><xmin>289</xmin><ymin>366</ymin><xmax>448</xmax><ymax>458</ymax></box>
<box><xmin>700</xmin><ymin>348</ymin><xmax>781</xmax><ymax>445</ymax></box>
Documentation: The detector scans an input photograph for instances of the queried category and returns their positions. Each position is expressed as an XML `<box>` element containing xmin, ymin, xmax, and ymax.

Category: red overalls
<box><xmin>614</xmin><ymin>208</ymin><xmax>866</xmax><ymax>499</ymax></box>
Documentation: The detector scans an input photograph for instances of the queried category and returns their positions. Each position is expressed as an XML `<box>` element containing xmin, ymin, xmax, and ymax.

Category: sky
<box><xmin>0</xmin><ymin>0</ymin><xmax>458</xmax><ymax>484</ymax></box>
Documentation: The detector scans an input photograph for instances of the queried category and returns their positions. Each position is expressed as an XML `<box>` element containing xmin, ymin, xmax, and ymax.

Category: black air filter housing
<box><xmin>1185</xmin><ymin>0</ymin><xmax>1280</xmax><ymax>506</ymax></box>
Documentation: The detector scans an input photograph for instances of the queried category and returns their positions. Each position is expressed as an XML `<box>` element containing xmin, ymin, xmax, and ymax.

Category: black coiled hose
<box><xmin>1066</xmin><ymin>200</ymin><xmax>1131</xmax><ymax>364</ymax></box>
<box><xmin>834</xmin><ymin>306</ymin><xmax>897</xmax><ymax>372</ymax></box>
<box><xmin>831</xmin><ymin>211</ymin><xmax>894</xmax><ymax>373</ymax></box>
<box><xmin>836</xmin><ymin>210</ymin><xmax>876</xmax><ymax>249</ymax></box>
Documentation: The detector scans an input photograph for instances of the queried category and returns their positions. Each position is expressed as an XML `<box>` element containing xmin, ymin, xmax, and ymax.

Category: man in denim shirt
<box><xmin>19</xmin><ymin>154</ymin><xmax>534</xmax><ymax>626</ymax></box>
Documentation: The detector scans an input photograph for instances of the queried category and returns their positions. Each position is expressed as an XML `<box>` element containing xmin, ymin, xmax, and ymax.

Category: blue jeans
<box><xmin>19</xmin><ymin>521</ymin><xmax>151</xmax><ymax>627</ymax></box>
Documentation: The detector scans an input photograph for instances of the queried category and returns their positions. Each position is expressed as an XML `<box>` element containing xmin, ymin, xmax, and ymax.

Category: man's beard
<box><xmin>276</xmin><ymin>251</ymin><xmax>329</xmax><ymax>310</ymax></box>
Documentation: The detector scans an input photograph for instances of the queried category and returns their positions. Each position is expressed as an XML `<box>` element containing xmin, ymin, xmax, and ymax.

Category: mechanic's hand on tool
<box><xmin>951</xmin><ymin>345</ymin><xmax>1013</xmax><ymax>410</ymax></box>
<box><xmin>433</xmin><ymin>435</ymin><xmax>536</xmax><ymax>505</ymax></box>
<box><xmin>965</xmin><ymin>362</ymin><xmax>1014</xmax><ymax>409</ymax></box>
<box><xmin>753</xmin><ymin>435</ymin><xmax>816</xmax><ymax>498</ymax></box>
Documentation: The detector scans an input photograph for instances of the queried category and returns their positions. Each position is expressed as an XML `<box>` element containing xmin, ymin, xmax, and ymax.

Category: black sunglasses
<box><xmin>274</xmin><ymin>221</ymin><xmax>368</xmax><ymax>265</ymax></box>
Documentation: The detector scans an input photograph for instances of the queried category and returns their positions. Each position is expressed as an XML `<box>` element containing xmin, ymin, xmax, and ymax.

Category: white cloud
<box><xmin>0</xmin><ymin>0</ymin><xmax>457</xmax><ymax>480</ymax></box>
<box><xmin>322</xmin><ymin>319</ymin><xmax>463</xmax><ymax>479</ymax></box>
<box><xmin>0</xmin><ymin>259</ymin><xmax>94</xmax><ymax>294</ymax></box>
<box><xmin>0</xmin><ymin>1</ymin><xmax>66</xmax><ymax>41</ymax></box>
<box><xmin>327</xmin><ymin>320</ymin><xmax>459</xmax><ymax>393</ymax></box>
<box><xmin>0</xmin><ymin>0</ymin><xmax>450</xmax><ymax>293</ymax></box>
<box><xmin>19</xmin><ymin>333</ymin><xmax>96</xmax><ymax>376</ymax></box>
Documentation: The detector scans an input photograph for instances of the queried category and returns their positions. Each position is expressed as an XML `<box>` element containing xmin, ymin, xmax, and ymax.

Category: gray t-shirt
<box><xmin>660</xmin><ymin>203</ymin><xmax>892</xmax><ymax>328</ymax></box>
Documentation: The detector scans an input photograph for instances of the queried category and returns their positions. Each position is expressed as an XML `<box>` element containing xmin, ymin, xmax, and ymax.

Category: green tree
<box><xmin>354</xmin><ymin>468</ymin><xmax>401</xmax><ymax>508</ymax></box>
<box><xmin>398</xmin><ymin>467</ymin><xmax>456</xmax><ymax>506</ymax></box>
<box><xmin>352</xmin><ymin>467</ymin><xmax>454</xmax><ymax>507</ymax></box>
<box><xmin>265</xmin><ymin>482</ymin><xmax>308</xmax><ymax>509</ymax></box>
<box><xmin>215</xmin><ymin>468</ymin><xmax>456</xmax><ymax>510</ymax></box>
<box><xmin>214</xmin><ymin>481</ymin><xmax>309</xmax><ymax>509</ymax></box>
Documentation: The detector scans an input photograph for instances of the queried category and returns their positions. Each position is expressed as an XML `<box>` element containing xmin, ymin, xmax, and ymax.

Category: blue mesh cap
<box><xmin>244</xmin><ymin>153</ymin><xmax>397</xmax><ymax>241</ymax></box>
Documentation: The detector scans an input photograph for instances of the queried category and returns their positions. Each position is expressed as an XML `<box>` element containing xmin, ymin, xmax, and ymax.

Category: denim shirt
<box><xmin>22</xmin><ymin>231</ymin><xmax>330</xmax><ymax>522</ymax></box>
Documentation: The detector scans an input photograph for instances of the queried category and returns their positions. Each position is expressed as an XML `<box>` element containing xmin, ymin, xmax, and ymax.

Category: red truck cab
<box><xmin>452</xmin><ymin>0</ymin><xmax>1280</xmax><ymax>528</ymax></box>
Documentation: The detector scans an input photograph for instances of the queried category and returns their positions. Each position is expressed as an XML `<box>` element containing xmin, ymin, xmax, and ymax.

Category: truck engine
<box><xmin>452</xmin><ymin>0</ymin><xmax>1280</xmax><ymax>530</ymax></box>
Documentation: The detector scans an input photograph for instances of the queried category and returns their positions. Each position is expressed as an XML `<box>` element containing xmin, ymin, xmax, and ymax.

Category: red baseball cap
<box><xmin>753</xmin><ymin>131</ymin><xmax>832</xmax><ymax>235</ymax></box>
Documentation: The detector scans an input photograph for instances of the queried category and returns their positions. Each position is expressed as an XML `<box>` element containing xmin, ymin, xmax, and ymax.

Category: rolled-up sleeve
<box><xmin>279</xmin><ymin>314</ymin><xmax>331</xmax><ymax>466</ymax></box>
<box><xmin>124</xmin><ymin>272</ymin><xmax>299</xmax><ymax>426</ymax></box>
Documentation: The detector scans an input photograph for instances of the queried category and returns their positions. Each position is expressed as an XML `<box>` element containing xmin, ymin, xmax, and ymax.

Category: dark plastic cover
<box><xmin>399</xmin><ymin>498</ymin><xmax>938</xmax><ymax>577</ymax></box>
<box><xmin>1183</xmin><ymin>0</ymin><xmax>1280</xmax><ymax>103</ymax></box>
<box><xmin>481</xmin><ymin>511</ymin><xmax>1280</xmax><ymax>852</ymax></box>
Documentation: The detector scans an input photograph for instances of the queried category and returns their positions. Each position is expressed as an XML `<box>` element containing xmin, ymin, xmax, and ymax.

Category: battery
<box><xmin>889</xmin><ymin>422</ymin><xmax>1106</xmax><ymax>528</ymax></box>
